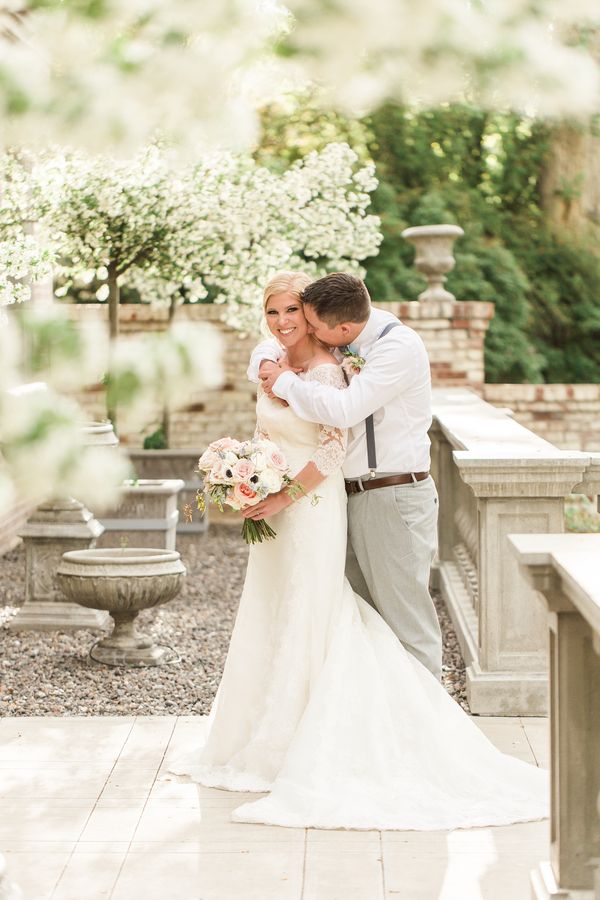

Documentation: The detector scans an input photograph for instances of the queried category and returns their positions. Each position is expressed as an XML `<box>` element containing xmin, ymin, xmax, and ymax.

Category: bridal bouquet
<box><xmin>191</xmin><ymin>436</ymin><xmax>302</xmax><ymax>544</ymax></box>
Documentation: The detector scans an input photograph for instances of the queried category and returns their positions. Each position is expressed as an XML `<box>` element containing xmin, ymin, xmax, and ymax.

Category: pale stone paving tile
<box><xmin>132</xmin><ymin>803</ymin><xmax>305</xmax><ymax>845</ymax></box>
<box><xmin>51</xmin><ymin>850</ymin><xmax>128</xmax><ymax>900</ymax></box>
<box><xmin>303</xmin><ymin>847</ymin><xmax>384</xmax><ymax>900</ymax></box>
<box><xmin>116</xmin><ymin>716</ymin><xmax>176</xmax><ymax>768</ymax></box>
<box><xmin>382</xmin><ymin>820</ymin><xmax>549</xmax><ymax>853</ymax></box>
<box><xmin>72</xmin><ymin>841</ymin><xmax>130</xmax><ymax>854</ymax></box>
<box><xmin>382</xmin><ymin>846</ymin><xmax>543</xmax><ymax>900</ymax></box>
<box><xmin>0</xmin><ymin>717</ymin><xmax>133</xmax><ymax>764</ymax></box>
<box><xmin>520</xmin><ymin>717</ymin><xmax>549</xmax><ymax>768</ymax></box>
<box><xmin>0</xmin><ymin>840</ymin><xmax>76</xmax><ymax>853</ymax></box>
<box><xmin>0</xmin><ymin>764</ymin><xmax>109</xmax><ymax>800</ymax></box>
<box><xmin>78</xmin><ymin>800</ymin><xmax>147</xmax><ymax>843</ymax></box>
<box><xmin>0</xmin><ymin>799</ymin><xmax>95</xmax><ymax>842</ymax></box>
<box><xmin>99</xmin><ymin>764</ymin><xmax>159</xmax><ymax>801</ymax></box>
<box><xmin>470</xmin><ymin>717</ymin><xmax>537</xmax><ymax>764</ymax></box>
<box><xmin>3</xmin><ymin>849</ymin><xmax>71</xmax><ymax>900</ymax></box>
<box><xmin>111</xmin><ymin>848</ymin><xmax>305</xmax><ymax>900</ymax></box>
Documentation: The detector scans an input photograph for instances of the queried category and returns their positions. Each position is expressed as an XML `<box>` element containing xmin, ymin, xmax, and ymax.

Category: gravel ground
<box><xmin>0</xmin><ymin>527</ymin><xmax>468</xmax><ymax>716</ymax></box>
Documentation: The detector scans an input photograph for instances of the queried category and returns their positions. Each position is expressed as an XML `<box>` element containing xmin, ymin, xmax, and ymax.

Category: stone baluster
<box><xmin>510</xmin><ymin>533</ymin><xmax>600</xmax><ymax>900</ymax></box>
<box><xmin>431</xmin><ymin>387</ymin><xmax>590</xmax><ymax>715</ymax></box>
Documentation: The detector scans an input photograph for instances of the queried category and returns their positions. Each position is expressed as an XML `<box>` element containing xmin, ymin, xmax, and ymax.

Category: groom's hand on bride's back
<box><xmin>259</xmin><ymin>359</ymin><xmax>301</xmax><ymax>403</ymax></box>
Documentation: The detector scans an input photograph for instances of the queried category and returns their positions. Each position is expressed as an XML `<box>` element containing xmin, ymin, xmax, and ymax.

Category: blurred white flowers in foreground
<box><xmin>0</xmin><ymin>306</ymin><xmax>223</xmax><ymax>511</ymax></box>
<box><xmin>0</xmin><ymin>1</ymin><xmax>599</xmax><ymax>161</ymax></box>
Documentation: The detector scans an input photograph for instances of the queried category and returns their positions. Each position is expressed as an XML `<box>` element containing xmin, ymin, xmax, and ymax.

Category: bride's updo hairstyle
<box><xmin>261</xmin><ymin>271</ymin><xmax>313</xmax><ymax>338</ymax></box>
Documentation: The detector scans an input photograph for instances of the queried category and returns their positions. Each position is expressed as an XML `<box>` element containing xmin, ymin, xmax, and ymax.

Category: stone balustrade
<box><xmin>430</xmin><ymin>388</ymin><xmax>591</xmax><ymax>716</ymax></box>
<box><xmin>509</xmin><ymin>533</ymin><xmax>600</xmax><ymax>900</ymax></box>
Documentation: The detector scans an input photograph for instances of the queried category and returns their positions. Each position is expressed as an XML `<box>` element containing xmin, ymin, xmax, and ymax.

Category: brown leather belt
<box><xmin>345</xmin><ymin>472</ymin><xmax>429</xmax><ymax>494</ymax></box>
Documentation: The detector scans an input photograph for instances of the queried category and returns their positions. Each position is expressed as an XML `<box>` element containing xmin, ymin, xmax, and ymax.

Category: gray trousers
<box><xmin>345</xmin><ymin>475</ymin><xmax>442</xmax><ymax>680</ymax></box>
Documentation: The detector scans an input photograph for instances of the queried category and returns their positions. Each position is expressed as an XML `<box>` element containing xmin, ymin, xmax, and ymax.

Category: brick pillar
<box><xmin>373</xmin><ymin>300</ymin><xmax>495</xmax><ymax>393</ymax></box>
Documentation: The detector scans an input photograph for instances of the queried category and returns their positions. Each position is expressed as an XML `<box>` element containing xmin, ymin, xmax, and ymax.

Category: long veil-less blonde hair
<box><xmin>260</xmin><ymin>271</ymin><xmax>313</xmax><ymax>340</ymax></box>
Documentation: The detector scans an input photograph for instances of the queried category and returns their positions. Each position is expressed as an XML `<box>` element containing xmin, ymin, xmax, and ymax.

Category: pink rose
<box><xmin>233</xmin><ymin>482</ymin><xmax>261</xmax><ymax>507</ymax></box>
<box><xmin>233</xmin><ymin>458</ymin><xmax>255</xmax><ymax>481</ymax></box>
<box><xmin>267</xmin><ymin>447</ymin><xmax>288</xmax><ymax>473</ymax></box>
<box><xmin>198</xmin><ymin>448</ymin><xmax>219</xmax><ymax>470</ymax></box>
<box><xmin>209</xmin><ymin>437</ymin><xmax>241</xmax><ymax>453</ymax></box>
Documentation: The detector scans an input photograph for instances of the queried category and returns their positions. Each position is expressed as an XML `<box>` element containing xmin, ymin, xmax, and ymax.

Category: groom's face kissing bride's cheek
<box><xmin>302</xmin><ymin>302</ymin><xmax>357</xmax><ymax>348</ymax></box>
<box><xmin>265</xmin><ymin>291</ymin><xmax>309</xmax><ymax>348</ymax></box>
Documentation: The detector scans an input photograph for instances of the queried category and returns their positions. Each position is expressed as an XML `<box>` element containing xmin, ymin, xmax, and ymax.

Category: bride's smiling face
<box><xmin>264</xmin><ymin>292</ymin><xmax>308</xmax><ymax>347</ymax></box>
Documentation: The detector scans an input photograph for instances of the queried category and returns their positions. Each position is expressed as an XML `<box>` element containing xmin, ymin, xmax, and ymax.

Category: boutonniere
<box><xmin>341</xmin><ymin>348</ymin><xmax>366</xmax><ymax>377</ymax></box>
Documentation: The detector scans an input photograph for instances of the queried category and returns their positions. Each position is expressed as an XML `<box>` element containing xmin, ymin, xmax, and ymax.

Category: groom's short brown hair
<box><xmin>302</xmin><ymin>273</ymin><xmax>371</xmax><ymax>326</ymax></box>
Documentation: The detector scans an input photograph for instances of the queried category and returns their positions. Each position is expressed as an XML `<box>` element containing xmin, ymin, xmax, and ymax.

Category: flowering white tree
<box><xmin>32</xmin><ymin>142</ymin><xmax>381</xmax><ymax>336</ymax></box>
<box><xmin>136</xmin><ymin>142</ymin><xmax>382</xmax><ymax>332</ymax></box>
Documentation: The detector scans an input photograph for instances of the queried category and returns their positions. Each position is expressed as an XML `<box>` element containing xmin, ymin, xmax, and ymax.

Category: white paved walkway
<box><xmin>0</xmin><ymin>715</ymin><xmax>548</xmax><ymax>900</ymax></box>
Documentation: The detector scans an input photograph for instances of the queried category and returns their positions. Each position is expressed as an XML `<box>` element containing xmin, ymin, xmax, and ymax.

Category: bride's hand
<box><xmin>242</xmin><ymin>491</ymin><xmax>292</xmax><ymax>520</ymax></box>
<box><xmin>259</xmin><ymin>359</ymin><xmax>302</xmax><ymax>399</ymax></box>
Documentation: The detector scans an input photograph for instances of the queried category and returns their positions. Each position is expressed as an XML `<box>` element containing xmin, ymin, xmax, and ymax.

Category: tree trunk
<box><xmin>540</xmin><ymin>124</ymin><xmax>600</xmax><ymax>246</ymax></box>
<box><xmin>107</xmin><ymin>262</ymin><xmax>119</xmax><ymax>431</ymax></box>
<box><xmin>160</xmin><ymin>295</ymin><xmax>178</xmax><ymax>448</ymax></box>
<box><xmin>108</xmin><ymin>263</ymin><xmax>119</xmax><ymax>341</ymax></box>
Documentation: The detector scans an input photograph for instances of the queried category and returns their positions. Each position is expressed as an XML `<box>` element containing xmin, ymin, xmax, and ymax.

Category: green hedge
<box><xmin>258</xmin><ymin>97</ymin><xmax>600</xmax><ymax>383</ymax></box>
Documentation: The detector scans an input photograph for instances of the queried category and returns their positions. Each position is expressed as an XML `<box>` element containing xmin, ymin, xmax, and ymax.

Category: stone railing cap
<box><xmin>508</xmin><ymin>533</ymin><xmax>600</xmax><ymax>633</ymax></box>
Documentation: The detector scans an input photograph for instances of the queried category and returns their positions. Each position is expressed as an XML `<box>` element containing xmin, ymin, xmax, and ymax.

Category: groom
<box><xmin>247</xmin><ymin>272</ymin><xmax>442</xmax><ymax>680</ymax></box>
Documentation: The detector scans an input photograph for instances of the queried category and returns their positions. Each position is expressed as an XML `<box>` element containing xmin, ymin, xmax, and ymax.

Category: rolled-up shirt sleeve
<box><xmin>273</xmin><ymin>335</ymin><xmax>421</xmax><ymax>428</ymax></box>
<box><xmin>246</xmin><ymin>339</ymin><xmax>283</xmax><ymax>383</ymax></box>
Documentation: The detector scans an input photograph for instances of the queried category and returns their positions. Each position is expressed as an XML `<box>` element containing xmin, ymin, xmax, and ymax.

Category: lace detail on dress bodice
<box><xmin>255</xmin><ymin>364</ymin><xmax>347</xmax><ymax>479</ymax></box>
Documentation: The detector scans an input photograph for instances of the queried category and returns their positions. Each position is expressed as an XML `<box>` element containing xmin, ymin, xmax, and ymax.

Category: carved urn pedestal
<box><xmin>57</xmin><ymin>548</ymin><xmax>186</xmax><ymax>666</ymax></box>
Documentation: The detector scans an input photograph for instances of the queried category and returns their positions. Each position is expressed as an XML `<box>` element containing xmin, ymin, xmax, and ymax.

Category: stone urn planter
<box><xmin>57</xmin><ymin>548</ymin><xmax>185</xmax><ymax>666</ymax></box>
<box><xmin>401</xmin><ymin>224</ymin><xmax>464</xmax><ymax>302</ymax></box>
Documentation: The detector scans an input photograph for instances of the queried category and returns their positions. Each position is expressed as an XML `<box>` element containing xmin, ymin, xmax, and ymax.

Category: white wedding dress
<box><xmin>169</xmin><ymin>364</ymin><xmax>548</xmax><ymax>830</ymax></box>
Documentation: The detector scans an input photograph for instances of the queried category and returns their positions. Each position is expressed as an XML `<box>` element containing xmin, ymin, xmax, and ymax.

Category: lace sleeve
<box><xmin>254</xmin><ymin>383</ymin><xmax>270</xmax><ymax>440</ymax></box>
<box><xmin>306</xmin><ymin>365</ymin><xmax>348</xmax><ymax>476</ymax></box>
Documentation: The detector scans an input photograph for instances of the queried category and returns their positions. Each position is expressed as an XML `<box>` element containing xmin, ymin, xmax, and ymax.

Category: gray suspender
<box><xmin>365</xmin><ymin>321</ymin><xmax>401</xmax><ymax>474</ymax></box>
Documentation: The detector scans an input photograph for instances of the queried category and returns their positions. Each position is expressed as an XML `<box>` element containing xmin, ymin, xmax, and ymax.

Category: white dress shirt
<box><xmin>246</xmin><ymin>307</ymin><xmax>432</xmax><ymax>479</ymax></box>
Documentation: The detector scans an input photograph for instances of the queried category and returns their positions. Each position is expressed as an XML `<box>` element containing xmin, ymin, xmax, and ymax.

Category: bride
<box><xmin>168</xmin><ymin>271</ymin><xmax>548</xmax><ymax>831</ymax></box>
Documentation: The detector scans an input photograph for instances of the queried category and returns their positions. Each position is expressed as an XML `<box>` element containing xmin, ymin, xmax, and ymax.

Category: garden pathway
<box><xmin>0</xmin><ymin>714</ymin><xmax>548</xmax><ymax>899</ymax></box>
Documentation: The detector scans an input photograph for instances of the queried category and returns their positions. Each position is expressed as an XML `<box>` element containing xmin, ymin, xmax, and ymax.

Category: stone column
<box><xmin>454</xmin><ymin>453</ymin><xmax>589</xmax><ymax>715</ymax></box>
<box><xmin>373</xmin><ymin>300</ymin><xmax>495</xmax><ymax>393</ymax></box>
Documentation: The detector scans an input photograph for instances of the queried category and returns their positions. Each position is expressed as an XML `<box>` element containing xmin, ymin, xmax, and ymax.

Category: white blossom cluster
<box><xmin>0</xmin><ymin>304</ymin><xmax>223</xmax><ymax>510</ymax></box>
<box><xmin>191</xmin><ymin>142</ymin><xmax>382</xmax><ymax>333</ymax></box>
<box><xmin>26</xmin><ymin>142</ymin><xmax>381</xmax><ymax>334</ymax></box>
<box><xmin>1</xmin><ymin>1</ymin><xmax>599</xmax><ymax>161</ymax></box>
<box><xmin>284</xmin><ymin>0</ymin><xmax>600</xmax><ymax>118</ymax></box>
<box><xmin>0</xmin><ymin>233</ymin><xmax>52</xmax><ymax>306</ymax></box>
<box><xmin>0</xmin><ymin>1</ymin><xmax>290</xmax><ymax>155</ymax></box>
<box><xmin>0</xmin><ymin>154</ymin><xmax>53</xmax><ymax>306</ymax></box>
